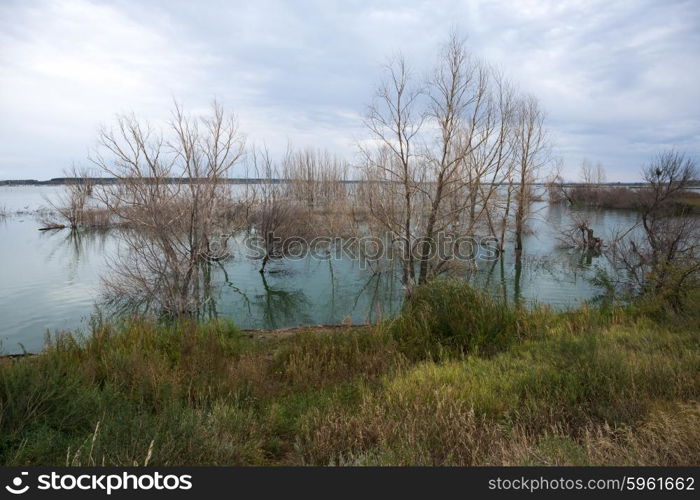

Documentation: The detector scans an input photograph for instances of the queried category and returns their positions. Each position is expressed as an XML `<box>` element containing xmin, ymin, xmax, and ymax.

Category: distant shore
<box><xmin>0</xmin><ymin>177</ymin><xmax>313</xmax><ymax>186</ymax></box>
<box><xmin>4</xmin><ymin>177</ymin><xmax>696</xmax><ymax>187</ymax></box>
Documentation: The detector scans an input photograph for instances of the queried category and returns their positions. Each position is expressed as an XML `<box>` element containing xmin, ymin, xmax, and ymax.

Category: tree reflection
<box><xmin>256</xmin><ymin>271</ymin><xmax>309</xmax><ymax>329</ymax></box>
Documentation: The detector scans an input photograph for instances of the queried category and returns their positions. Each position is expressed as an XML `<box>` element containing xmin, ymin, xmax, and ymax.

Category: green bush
<box><xmin>388</xmin><ymin>279</ymin><xmax>531</xmax><ymax>360</ymax></box>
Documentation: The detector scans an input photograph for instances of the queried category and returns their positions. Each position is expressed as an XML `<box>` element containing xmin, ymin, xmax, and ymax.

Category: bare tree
<box><xmin>360</xmin><ymin>53</ymin><xmax>425</xmax><ymax>287</ymax></box>
<box><xmin>361</xmin><ymin>34</ymin><xmax>536</xmax><ymax>288</ymax></box>
<box><xmin>512</xmin><ymin>95</ymin><xmax>548</xmax><ymax>254</ymax></box>
<box><xmin>91</xmin><ymin>101</ymin><xmax>246</xmax><ymax>317</ymax></box>
<box><xmin>580</xmin><ymin>158</ymin><xmax>606</xmax><ymax>185</ymax></box>
<box><xmin>565</xmin><ymin>159</ymin><xmax>608</xmax><ymax>207</ymax></box>
<box><xmin>607</xmin><ymin>151</ymin><xmax>699</xmax><ymax>303</ymax></box>
<box><xmin>248</xmin><ymin>146</ymin><xmax>308</xmax><ymax>273</ymax></box>
<box><xmin>460</xmin><ymin>70</ymin><xmax>517</xmax><ymax>257</ymax></box>
<box><xmin>495</xmin><ymin>170</ymin><xmax>516</xmax><ymax>253</ymax></box>
<box><xmin>42</xmin><ymin>165</ymin><xmax>96</xmax><ymax>230</ymax></box>
<box><xmin>558</xmin><ymin>214</ymin><xmax>603</xmax><ymax>251</ymax></box>
<box><xmin>416</xmin><ymin>34</ymin><xmax>482</xmax><ymax>284</ymax></box>
<box><xmin>282</xmin><ymin>147</ymin><xmax>348</xmax><ymax>209</ymax></box>
<box><xmin>546</xmin><ymin>158</ymin><xmax>572</xmax><ymax>205</ymax></box>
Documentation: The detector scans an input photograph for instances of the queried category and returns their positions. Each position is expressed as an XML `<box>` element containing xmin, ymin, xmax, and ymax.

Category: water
<box><xmin>0</xmin><ymin>185</ymin><xmax>640</xmax><ymax>354</ymax></box>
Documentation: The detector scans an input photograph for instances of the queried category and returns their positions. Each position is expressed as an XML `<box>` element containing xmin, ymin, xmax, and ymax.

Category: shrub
<box><xmin>388</xmin><ymin>280</ymin><xmax>533</xmax><ymax>360</ymax></box>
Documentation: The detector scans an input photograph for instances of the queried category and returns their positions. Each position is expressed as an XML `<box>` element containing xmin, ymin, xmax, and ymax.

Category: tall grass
<box><xmin>387</xmin><ymin>280</ymin><xmax>544</xmax><ymax>360</ymax></box>
<box><xmin>298</xmin><ymin>317</ymin><xmax>699</xmax><ymax>465</ymax></box>
<box><xmin>1</xmin><ymin>282</ymin><xmax>698</xmax><ymax>465</ymax></box>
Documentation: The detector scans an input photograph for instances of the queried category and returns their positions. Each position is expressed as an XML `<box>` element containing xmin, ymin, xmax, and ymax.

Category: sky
<box><xmin>0</xmin><ymin>0</ymin><xmax>698</xmax><ymax>182</ymax></box>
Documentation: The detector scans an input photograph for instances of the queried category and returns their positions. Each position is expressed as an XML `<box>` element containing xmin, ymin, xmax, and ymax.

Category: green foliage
<box><xmin>297</xmin><ymin>317</ymin><xmax>699</xmax><ymax>465</ymax></box>
<box><xmin>388</xmin><ymin>279</ymin><xmax>536</xmax><ymax>360</ymax></box>
<box><xmin>1</xmin><ymin>282</ymin><xmax>698</xmax><ymax>466</ymax></box>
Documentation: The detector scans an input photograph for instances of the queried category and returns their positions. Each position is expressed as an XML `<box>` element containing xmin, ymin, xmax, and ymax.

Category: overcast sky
<box><xmin>1</xmin><ymin>0</ymin><xmax>698</xmax><ymax>181</ymax></box>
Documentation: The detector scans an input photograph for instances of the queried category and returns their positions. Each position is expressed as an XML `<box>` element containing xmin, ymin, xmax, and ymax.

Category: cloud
<box><xmin>0</xmin><ymin>0</ymin><xmax>211</xmax><ymax>177</ymax></box>
<box><xmin>465</xmin><ymin>0</ymin><xmax>700</xmax><ymax>179</ymax></box>
<box><xmin>0</xmin><ymin>0</ymin><xmax>698</xmax><ymax>181</ymax></box>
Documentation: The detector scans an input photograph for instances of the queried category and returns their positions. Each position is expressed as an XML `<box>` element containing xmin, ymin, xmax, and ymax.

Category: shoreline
<box><xmin>0</xmin><ymin>323</ymin><xmax>371</xmax><ymax>360</ymax></box>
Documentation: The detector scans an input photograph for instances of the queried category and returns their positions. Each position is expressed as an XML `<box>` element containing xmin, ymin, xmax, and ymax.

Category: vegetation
<box><xmin>30</xmin><ymin>31</ymin><xmax>694</xmax><ymax>323</ymax></box>
<box><xmin>549</xmin><ymin>156</ymin><xmax>700</xmax><ymax>213</ymax></box>
<box><xmin>550</xmin><ymin>153</ymin><xmax>700</xmax><ymax>304</ymax></box>
<box><xmin>34</xmin><ymin>32</ymin><xmax>553</xmax><ymax>311</ymax></box>
<box><xmin>40</xmin><ymin>166</ymin><xmax>105</xmax><ymax>231</ymax></box>
<box><xmin>606</xmin><ymin>152</ymin><xmax>699</xmax><ymax>302</ymax></box>
<box><xmin>2</xmin><ymin>31</ymin><xmax>696</xmax><ymax>469</ymax></box>
<box><xmin>360</xmin><ymin>34</ymin><xmax>547</xmax><ymax>288</ymax></box>
<box><xmin>1</xmin><ymin>280</ymin><xmax>698</xmax><ymax>466</ymax></box>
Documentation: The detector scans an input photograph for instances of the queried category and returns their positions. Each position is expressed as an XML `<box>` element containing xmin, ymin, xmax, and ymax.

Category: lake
<box><xmin>0</xmin><ymin>185</ymin><xmax>641</xmax><ymax>354</ymax></box>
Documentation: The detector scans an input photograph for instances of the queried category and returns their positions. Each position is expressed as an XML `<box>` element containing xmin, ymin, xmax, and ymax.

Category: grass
<box><xmin>0</xmin><ymin>280</ymin><xmax>698</xmax><ymax>466</ymax></box>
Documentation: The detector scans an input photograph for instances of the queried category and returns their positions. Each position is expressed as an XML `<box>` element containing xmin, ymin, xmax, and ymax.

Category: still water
<box><xmin>0</xmin><ymin>185</ymin><xmax>639</xmax><ymax>354</ymax></box>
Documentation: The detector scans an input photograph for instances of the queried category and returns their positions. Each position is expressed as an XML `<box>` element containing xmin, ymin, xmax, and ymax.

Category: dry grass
<box><xmin>294</xmin><ymin>301</ymin><xmax>700</xmax><ymax>465</ymax></box>
<box><xmin>1</xmin><ymin>283</ymin><xmax>698</xmax><ymax>466</ymax></box>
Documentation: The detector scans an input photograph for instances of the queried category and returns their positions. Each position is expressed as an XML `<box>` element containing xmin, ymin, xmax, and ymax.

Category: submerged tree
<box><xmin>248</xmin><ymin>146</ymin><xmax>309</xmax><ymax>273</ymax></box>
<box><xmin>607</xmin><ymin>151</ymin><xmax>699</xmax><ymax>304</ymax></box>
<box><xmin>361</xmin><ymin>33</ymin><xmax>545</xmax><ymax>290</ymax></box>
<box><xmin>360</xmin><ymin>52</ymin><xmax>425</xmax><ymax>288</ymax></box>
<box><xmin>92</xmin><ymin>102</ymin><xmax>246</xmax><ymax>317</ymax></box>
<box><xmin>512</xmin><ymin>95</ymin><xmax>548</xmax><ymax>255</ymax></box>
<box><xmin>43</xmin><ymin>165</ymin><xmax>96</xmax><ymax>230</ymax></box>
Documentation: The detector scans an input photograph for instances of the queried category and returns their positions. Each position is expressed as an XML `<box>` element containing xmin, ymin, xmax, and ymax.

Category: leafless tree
<box><xmin>580</xmin><ymin>158</ymin><xmax>607</xmax><ymax>185</ymax></box>
<box><xmin>495</xmin><ymin>170</ymin><xmax>516</xmax><ymax>253</ymax></box>
<box><xmin>416</xmin><ymin>35</ymin><xmax>485</xmax><ymax>284</ymax></box>
<box><xmin>462</xmin><ymin>71</ymin><xmax>517</xmax><ymax>257</ymax></box>
<box><xmin>607</xmin><ymin>151</ymin><xmax>699</xmax><ymax>303</ymax></box>
<box><xmin>282</xmin><ymin>147</ymin><xmax>347</xmax><ymax>209</ymax></box>
<box><xmin>513</xmin><ymin>95</ymin><xmax>548</xmax><ymax>254</ymax></box>
<box><xmin>248</xmin><ymin>146</ymin><xmax>308</xmax><ymax>273</ymax></box>
<box><xmin>360</xmin><ymin>34</ymin><xmax>530</xmax><ymax>289</ymax></box>
<box><xmin>564</xmin><ymin>159</ymin><xmax>608</xmax><ymax>207</ymax></box>
<box><xmin>546</xmin><ymin>158</ymin><xmax>572</xmax><ymax>205</ymax></box>
<box><xmin>42</xmin><ymin>165</ymin><xmax>97</xmax><ymax>230</ymax></box>
<box><xmin>360</xmin><ymin>52</ymin><xmax>425</xmax><ymax>288</ymax></box>
<box><xmin>558</xmin><ymin>214</ymin><xmax>603</xmax><ymax>251</ymax></box>
<box><xmin>91</xmin><ymin>101</ymin><xmax>246</xmax><ymax>317</ymax></box>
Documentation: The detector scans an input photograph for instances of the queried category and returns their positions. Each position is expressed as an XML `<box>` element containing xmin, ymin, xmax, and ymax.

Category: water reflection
<box><xmin>0</xmin><ymin>186</ymin><xmax>644</xmax><ymax>354</ymax></box>
<box><xmin>255</xmin><ymin>272</ymin><xmax>310</xmax><ymax>328</ymax></box>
